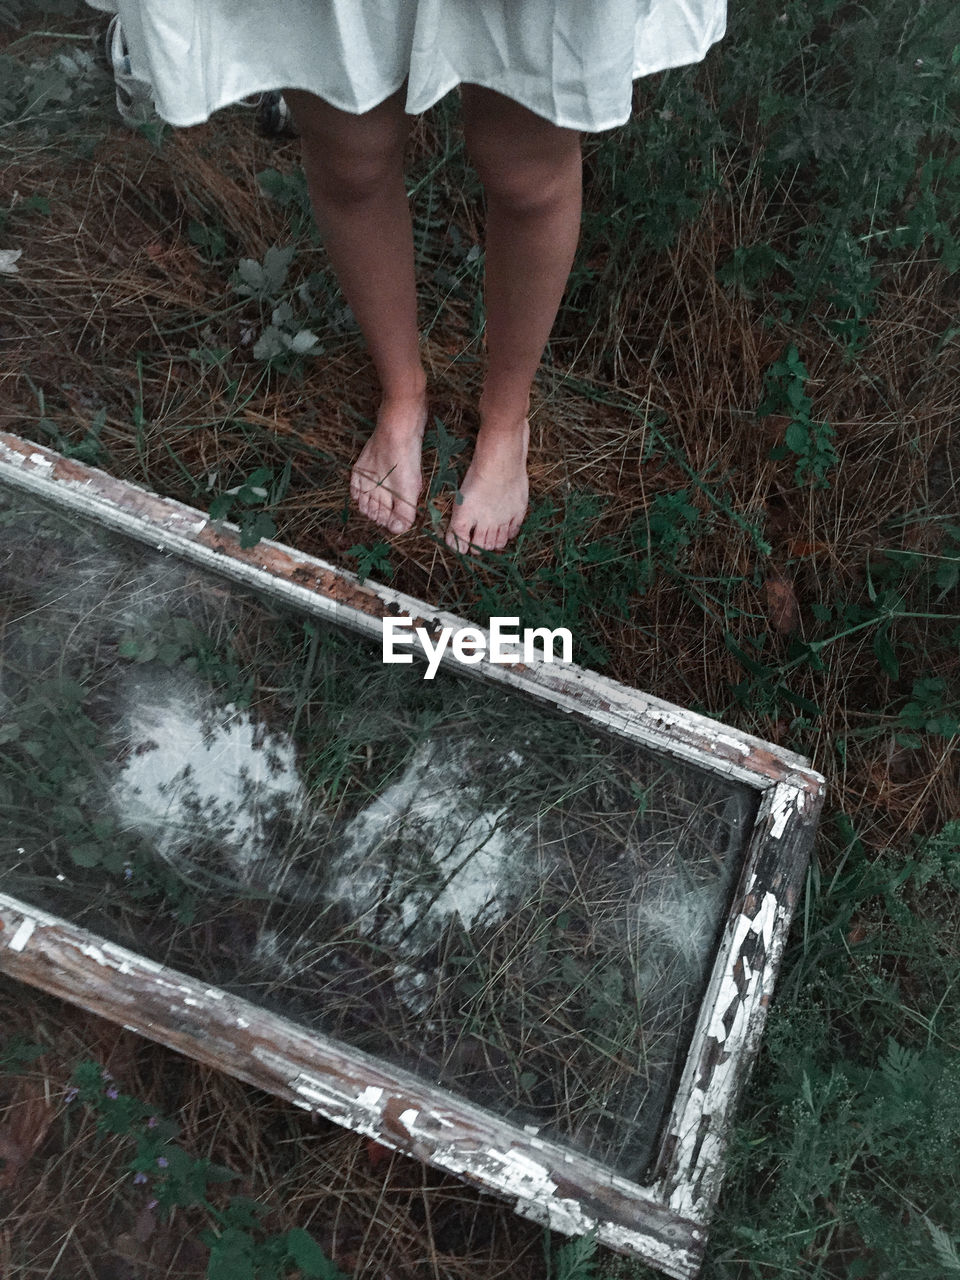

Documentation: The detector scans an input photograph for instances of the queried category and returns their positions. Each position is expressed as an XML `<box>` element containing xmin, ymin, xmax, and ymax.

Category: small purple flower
<box><xmin>147</xmin><ymin>1198</ymin><xmax>158</xmax><ymax>1210</ymax></box>
<box><xmin>156</xmin><ymin>1156</ymin><xmax>168</xmax><ymax>1168</ymax></box>
<box><xmin>106</xmin><ymin>1085</ymin><xmax>119</xmax><ymax>1100</ymax></box>
<box><xmin>64</xmin><ymin>1086</ymin><xmax>79</xmax><ymax>1103</ymax></box>
<box><xmin>124</xmin><ymin>867</ymin><xmax>133</xmax><ymax>879</ymax></box>
<box><xmin>147</xmin><ymin>1116</ymin><xmax>158</xmax><ymax>1128</ymax></box>
<box><xmin>133</xmin><ymin>1172</ymin><xmax>148</xmax><ymax>1185</ymax></box>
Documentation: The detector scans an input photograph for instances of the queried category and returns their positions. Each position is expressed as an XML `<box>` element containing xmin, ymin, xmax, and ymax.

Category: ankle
<box><xmin>478</xmin><ymin>387</ymin><xmax>530</xmax><ymax>430</ymax></box>
<box><xmin>380</xmin><ymin>369</ymin><xmax>428</xmax><ymax>404</ymax></box>
<box><xmin>374</xmin><ymin>391</ymin><xmax>429</xmax><ymax>444</ymax></box>
<box><xmin>472</xmin><ymin>417</ymin><xmax>529</xmax><ymax>471</ymax></box>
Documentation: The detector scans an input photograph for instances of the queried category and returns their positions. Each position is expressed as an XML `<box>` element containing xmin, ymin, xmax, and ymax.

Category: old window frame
<box><xmin>0</xmin><ymin>433</ymin><xmax>825</xmax><ymax>1279</ymax></box>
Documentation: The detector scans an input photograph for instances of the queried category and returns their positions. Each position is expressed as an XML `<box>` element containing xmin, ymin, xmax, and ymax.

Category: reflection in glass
<box><xmin>0</xmin><ymin>482</ymin><xmax>755</xmax><ymax>1180</ymax></box>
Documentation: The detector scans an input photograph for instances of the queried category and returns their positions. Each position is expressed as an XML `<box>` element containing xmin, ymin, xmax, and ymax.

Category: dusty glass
<box><xmin>0</xmin><ymin>480</ymin><xmax>756</xmax><ymax>1181</ymax></box>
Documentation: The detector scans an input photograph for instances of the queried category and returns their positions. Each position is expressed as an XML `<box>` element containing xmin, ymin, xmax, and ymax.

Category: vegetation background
<box><xmin>0</xmin><ymin>0</ymin><xmax>958</xmax><ymax>1275</ymax></box>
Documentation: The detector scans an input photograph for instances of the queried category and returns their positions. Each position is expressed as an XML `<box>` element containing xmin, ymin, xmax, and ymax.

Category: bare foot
<box><xmin>350</xmin><ymin>392</ymin><xmax>428</xmax><ymax>534</ymax></box>
<box><xmin>445</xmin><ymin>417</ymin><xmax>529</xmax><ymax>554</ymax></box>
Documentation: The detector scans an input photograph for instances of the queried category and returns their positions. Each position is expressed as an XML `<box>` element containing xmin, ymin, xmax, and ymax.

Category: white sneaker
<box><xmin>105</xmin><ymin>14</ymin><xmax>156</xmax><ymax>127</ymax></box>
<box><xmin>257</xmin><ymin>91</ymin><xmax>298</xmax><ymax>137</ymax></box>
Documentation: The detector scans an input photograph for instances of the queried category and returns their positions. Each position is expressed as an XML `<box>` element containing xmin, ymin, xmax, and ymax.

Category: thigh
<box><xmin>459</xmin><ymin>84</ymin><xmax>581</xmax><ymax>193</ymax></box>
<box><xmin>283</xmin><ymin>83</ymin><xmax>413</xmax><ymax>176</ymax></box>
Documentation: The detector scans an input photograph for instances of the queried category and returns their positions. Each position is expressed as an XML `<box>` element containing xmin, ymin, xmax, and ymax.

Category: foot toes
<box><xmin>367</xmin><ymin>492</ymin><xmax>385</xmax><ymax>526</ymax></box>
<box><xmin>447</xmin><ymin>523</ymin><xmax>473</xmax><ymax>554</ymax></box>
<box><xmin>359</xmin><ymin>490</ymin><xmax>377</xmax><ymax>522</ymax></box>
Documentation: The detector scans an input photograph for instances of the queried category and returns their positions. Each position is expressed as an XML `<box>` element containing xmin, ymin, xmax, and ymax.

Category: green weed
<box><xmin>761</xmin><ymin>345</ymin><xmax>838</xmax><ymax>489</ymax></box>
<box><xmin>345</xmin><ymin>540</ymin><xmax>394</xmax><ymax>585</ymax></box>
<box><xmin>64</xmin><ymin>1061</ymin><xmax>350</xmax><ymax>1279</ymax></box>
<box><xmin>0</xmin><ymin>1035</ymin><xmax>47</xmax><ymax>1072</ymax></box>
<box><xmin>189</xmin><ymin>217</ymin><xmax>229</xmax><ymax>263</ymax></box>
<box><xmin>208</xmin><ymin>462</ymin><xmax>292</xmax><ymax>548</ymax></box>
<box><xmin>256</xmin><ymin>165</ymin><xmax>318</xmax><ymax>245</ymax></box>
<box><xmin>545</xmin><ymin>1228</ymin><xmax>599</xmax><ymax>1280</ymax></box>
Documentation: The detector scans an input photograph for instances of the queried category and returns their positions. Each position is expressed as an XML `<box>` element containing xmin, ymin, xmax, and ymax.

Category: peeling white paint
<box><xmin>150</xmin><ymin>978</ymin><xmax>198</xmax><ymax>999</ymax></box>
<box><xmin>427</xmin><ymin>1139</ymin><xmax>692</xmax><ymax>1272</ymax></box>
<box><xmin>78</xmin><ymin>938</ymin><xmax>166</xmax><ymax>975</ymax></box>
<box><xmin>398</xmin><ymin>1108</ymin><xmax>419</xmax><ymax>1134</ymax></box>
<box><xmin>495</xmin><ymin>1147</ymin><xmax>558</xmax><ymax>1198</ymax></box>
<box><xmin>356</xmin><ymin>1085</ymin><xmax>384</xmax><ymax>1109</ymax></box>
<box><xmin>706</xmin><ymin>915</ymin><xmax>754</xmax><ymax>1042</ymax></box>
<box><xmin>183</xmin><ymin>997</ymin><xmax>200</xmax><ymax>1007</ymax></box>
<box><xmin>768</xmin><ymin>786</ymin><xmax>796</xmax><ymax>839</ymax></box>
<box><xmin>105</xmin><ymin>946</ymin><xmax>164</xmax><ymax>973</ymax></box>
<box><xmin>149</xmin><ymin>975</ymin><xmax>191</xmax><ymax>995</ymax></box>
<box><xmin>284</xmin><ymin>1071</ymin><xmax>353</xmax><ymax>1115</ymax></box>
<box><xmin>8</xmin><ymin>916</ymin><xmax>36</xmax><ymax>951</ymax></box>
<box><xmin>713</xmin><ymin>733</ymin><xmax>751</xmax><ymax>756</ymax></box>
<box><xmin>289</xmin><ymin>1077</ymin><xmax>332</xmax><ymax>1107</ymax></box>
<box><xmin>28</xmin><ymin>453</ymin><xmax>51</xmax><ymax>466</ymax></box>
<box><xmin>668</xmin><ymin>884</ymin><xmax>787</xmax><ymax>1220</ymax></box>
<box><xmin>737</xmin><ymin>891</ymin><xmax>780</xmax><ymax>955</ymax></box>
<box><xmin>236</xmin><ymin>1017</ymin><xmax>250</xmax><ymax>1029</ymax></box>
<box><xmin>204</xmin><ymin>988</ymin><xmax>225</xmax><ymax>1000</ymax></box>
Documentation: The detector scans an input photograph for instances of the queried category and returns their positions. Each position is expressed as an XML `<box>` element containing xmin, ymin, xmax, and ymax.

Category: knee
<box><xmin>467</xmin><ymin>139</ymin><xmax>581</xmax><ymax>217</ymax></box>
<box><xmin>306</xmin><ymin>145</ymin><xmax>399</xmax><ymax>207</ymax></box>
<box><xmin>286</xmin><ymin>89</ymin><xmax>405</xmax><ymax>206</ymax></box>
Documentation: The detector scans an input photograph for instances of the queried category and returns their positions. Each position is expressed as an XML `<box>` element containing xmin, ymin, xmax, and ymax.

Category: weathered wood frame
<box><xmin>0</xmin><ymin>433</ymin><xmax>825</xmax><ymax>1279</ymax></box>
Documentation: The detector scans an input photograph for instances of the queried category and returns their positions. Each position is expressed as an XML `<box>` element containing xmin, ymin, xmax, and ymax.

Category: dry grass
<box><xmin>0</xmin><ymin>977</ymin><xmax>544</xmax><ymax>1279</ymax></box>
<box><xmin>1</xmin><ymin>6</ymin><xmax>958</xmax><ymax>1277</ymax></box>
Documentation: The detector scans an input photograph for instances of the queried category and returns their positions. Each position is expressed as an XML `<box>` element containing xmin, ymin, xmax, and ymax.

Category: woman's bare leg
<box><xmin>449</xmin><ymin>85</ymin><xmax>583</xmax><ymax>553</ymax></box>
<box><xmin>284</xmin><ymin>86</ymin><xmax>427</xmax><ymax>534</ymax></box>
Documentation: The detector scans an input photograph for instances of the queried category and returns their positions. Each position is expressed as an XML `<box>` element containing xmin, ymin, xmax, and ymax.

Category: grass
<box><xmin>0</xmin><ymin>0</ymin><xmax>959</xmax><ymax>1275</ymax></box>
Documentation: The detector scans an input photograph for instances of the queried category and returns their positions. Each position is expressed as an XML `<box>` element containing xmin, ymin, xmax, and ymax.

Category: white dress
<box><xmin>85</xmin><ymin>0</ymin><xmax>726</xmax><ymax>133</ymax></box>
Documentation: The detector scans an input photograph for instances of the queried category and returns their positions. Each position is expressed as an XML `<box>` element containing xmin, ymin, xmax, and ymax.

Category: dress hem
<box><xmin>144</xmin><ymin>36</ymin><xmax>724</xmax><ymax>134</ymax></box>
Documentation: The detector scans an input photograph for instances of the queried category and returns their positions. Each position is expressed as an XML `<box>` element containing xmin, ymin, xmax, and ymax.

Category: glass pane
<box><xmin>0</xmin><ymin>479</ymin><xmax>756</xmax><ymax>1181</ymax></box>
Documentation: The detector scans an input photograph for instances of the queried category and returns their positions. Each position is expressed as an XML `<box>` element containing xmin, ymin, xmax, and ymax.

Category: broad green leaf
<box><xmin>253</xmin><ymin>326</ymin><xmax>284</xmax><ymax>360</ymax></box>
<box><xmin>262</xmin><ymin>243</ymin><xmax>295</xmax><ymax>293</ymax></box>
<box><xmin>785</xmin><ymin>420</ymin><xmax>810</xmax><ymax>454</ymax></box>
<box><xmin>287</xmin><ymin>328</ymin><xmax>320</xmax><ymax>354</ymax></box>
<box><xmin>236</xmin><ymin>258</ymin><xmax>265</xmax><ymax>292</ymax></box>
<box><xmin>69</xmin><ymin>842</ymin><xmax>102</xmax><ymax>868</ymax></box>
<box><xmin>873</xmin><ymin>627</ymin><xmax>899</xmax><ymax>679</ymax></box>
<box><xmin>285</xmin><ymin>1227</ymin><xmax>349</xmax><ymax>1278</ymax></box>
<box><xmin>207</xmin><ymin>1228</ymin><xmax>256</xmax><ymax>1280</ymax></box>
